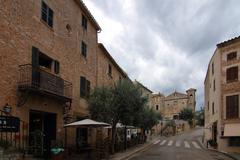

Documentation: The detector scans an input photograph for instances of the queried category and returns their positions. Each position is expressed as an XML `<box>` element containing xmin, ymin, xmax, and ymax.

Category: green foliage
<box><xmin>88</xmin><ymin>86</ymin><xmax>114</xmax><ymax>123</ymax></box>
<box><xmin>89</xmin><ymin>79</ymin><xmax>148</xmax><ymax>126</ymax></box>
<box><xmin>179</xmin><ymin>108</ymin><xmax>194</xmax><ymax>121</ymax></box>
<box><xmin>195</xmin><ymin>107</ymin><xmax>204</xmax><ymax>126</ymax></box>
<box><xmin>208</xmin><ymin>139</ymin><xmax>218</xmax><ymax>147</ymax></box>
<box><xmin>88</xmin><ymin>79</ymin><xmax>161</xmax><ymax>152</ymax></box>
<box><xmin>0</xmin><ymin>139</ymin><xmax>11</xmax><ymax>150</ymax></box>
<box><xmin>135</xmin><ymin>107</ymin><xmax>162</xmax><ymax>130</ymax></box>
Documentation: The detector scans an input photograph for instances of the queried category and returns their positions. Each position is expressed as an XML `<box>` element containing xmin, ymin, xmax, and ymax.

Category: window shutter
<box><xmin>81</xmin><ymin>41</ymin><xmax>87</xmax><ymax>57</ymax></box>
<box><xmin>48</xmin><ymin>8</ymin><xmax>53</xmax><ymax>27</ymax></box>
<box><xmin>82</xmin><ymin>15</ymin><xmax>85</xmax><ymax>27</ymax></box>
<box><xmin>80</xmin><ymin>76</ymin><xmax>86</xmax><ymax>97</ymax></box>
<box><xmin>31</xmin><ymin>46</ymin><xmax>40</xmax><ymax>87</ymax></box>
<box><xmin>54</xmin><ymin>60</ymin><xmax>60</xmax><ymax>74</ymax></box>
<box><xmin>226</xmin><ymin>95</ymin><xmax>239</xmax><ymax>119</ymax></box>
<box><xmin>86</xmin><ymin>80</ymin><xmax>90</xmax><ymax>98</ymax></box>
<box><xmin>81</xmin><ymin>42</ymin><xmax>84</xmax><ymax>56</ymax></box>
<box><xmin>85</xmin><ymin>44</ymin><xmax>87</xmax><ymax>57</ymax></box>
<box><xmin>227</xmin><ymin>67</ymin><xmax>238</xmax><ymax>82</ymax></box>
<box><xmin>32</xmin><ymin>46</ymin><xmax>39</xmax><ymax>67</ymax></box>
<box><xmin>227</xmin><ymin>52</ymin><xmax>237</xmax><ymax>61</ymax></box>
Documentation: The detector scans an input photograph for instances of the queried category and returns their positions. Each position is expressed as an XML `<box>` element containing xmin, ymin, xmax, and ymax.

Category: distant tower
<box><xmin>186</xmin><ymin>88</ymin><xmax>196</xmax><ymax>111</ymax></box>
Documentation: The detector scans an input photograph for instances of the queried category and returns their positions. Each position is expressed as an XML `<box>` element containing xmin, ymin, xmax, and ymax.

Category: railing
<box><xmin>18</xmin><ymin>64</ymin><xmax>72</xmax><ymax>101</ymax></box>
<box><xmin>0</xmin><ymin>110</ymin><xmax>28</xmax><ymax>153</ymax></box>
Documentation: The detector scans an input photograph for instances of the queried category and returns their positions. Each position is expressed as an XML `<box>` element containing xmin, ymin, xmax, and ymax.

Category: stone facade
<box><xmin>204</xmin><ymin>36</ymin><xmax>240</xmax><ymax>153</ymax></box>
<box><xmin>0</xmin><ymin>0</ymin><xmax>102</xmax><ymax>155</ymax></box>
<box><xmin>97</xmin><ymin>43</ymin><xmax>128</xmax><ymax>86</ymax></box>
<box><xmin>151</xmin><ymin>89</ymin><xmax>196</xmax><ymax>120</ymax></box>
<box><xmin>133</xmin><ymin>80</ymin><xmax>153</xmax><ymax>107</ymax></box>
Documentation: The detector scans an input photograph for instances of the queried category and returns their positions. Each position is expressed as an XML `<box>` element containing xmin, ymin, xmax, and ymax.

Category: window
<box><xmin>207</xmin><ymin>101</ymin><xmax>209</xmax><ymax>111</ymax></box>
<box><xmin>32</xmin><ymin>46</ymin><xmax>59</xmax><ymax>74</ymax></box>
<box><xmin>41</xmin><ymin>1</ymin><xmax>53</xmax><ymax>28</ymax></box>
<box><xmin>81</xmin><ymin>41</ymin><xmax>87</xmax><ymax>57</ymax></box>
<box><xmin>80</xmin><ymin>76</ymin><xmax>90</xmax><ymax>98</ymax></box>
<box><xmin>229</xmin><ymin>137</ymin><xmax>240</xmax><ymax>147</ymax></box>
<box><xmin>212</xmin><ymin>62</ymin><xmax>214</xmax><ymax>75</ymax></box>
<box><xmin>39</xmin><ymin>53</ymin><xmax>52</xmax><ymax>70</ymax></box>
<box><xmin>108</xmin><ymin>64</ymin><xmax>112</xmax><ymax>77</ymax></box>
<box><xmin>212</xmin><ymin>102</ymin><xmax>214</xmax><ymax>115</ymax></box>
<box><xmin>226</xmin><ymin>66</ymin><xmax>238</xmax><ymax>82</ymax></box>
<box><xmin>226</xmin><ymin>95</ymin><xmax>239</xmax><ymax>119</ymax></box>
<box><xmin>54</xmin><ymin>60</ymin><xmax>60</xmax><ymax>74</ymax></box>
<box><xmin>227</xmin><ymin>52</ymin><xmax>237</xmax><ymax>61</ymax></box>
<box><xmin>213</xmin><ymin>79</ymin><xmax>216</xmax><ymax>91</ymax></box>
<box><xmin>174</xmin><ymin>101</ymin><xmax>177</xmax><ymax>105</ymax></box>
<box><xmin>156</xmin><ymin>105</ymin><xmax>159</xmax><ymax>110</ymax></box>
<box><xmin>82</xmin><ymin>15</ymin><xmax>88</xmax><ymax>30</ymax></box>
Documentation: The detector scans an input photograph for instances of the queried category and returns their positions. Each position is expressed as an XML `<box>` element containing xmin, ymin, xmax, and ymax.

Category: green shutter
<box><xmin>80</xmin><ymin>76</ymin><xmax>86</xmax><ymax>97</ymax></box>
<box><xmin>31</xmin><ymin>46</ymin><xmax>40</xmax><ymax>87</ymax></box>
<box><xmin>32</xmin><ymin>46</ymin><xmax>39</xmax><ymax>67</ymax></box>
<box><xmin>54</xmin><ymin>60</ymin><xmax>60</xmax><ymax>74</ymax></box>
<box><xmin>86</xmin><ymin>80</ymin><xmax>90</xmax><ymax>98</ymax></box>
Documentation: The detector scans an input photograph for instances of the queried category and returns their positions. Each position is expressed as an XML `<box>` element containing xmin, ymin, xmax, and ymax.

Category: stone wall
<box><xmin>0</xmin><ymin>0</ymin><xmax>99</xmax><ymax>147</ymax></box>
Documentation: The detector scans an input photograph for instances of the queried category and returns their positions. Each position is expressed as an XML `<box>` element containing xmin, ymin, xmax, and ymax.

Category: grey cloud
<box><xmin>84</xmin><ymin>0</ymin><xmax>240</xmax><ymax>110</ymax></box>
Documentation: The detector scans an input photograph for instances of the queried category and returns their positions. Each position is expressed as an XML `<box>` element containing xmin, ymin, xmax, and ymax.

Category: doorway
<box><xmin>29</xmin><ymin>110</ymin><xmax>57</xmax><ymax>157</ymax></box>
<box><xmin>76</xmin><ymin>117</ymin><xmax>88</xmax><ymax>150</ymax></box>
<box><xmin>212</xmin><ymin>122</ymin><xmax>217</xmax><ymax>143</ymax></box>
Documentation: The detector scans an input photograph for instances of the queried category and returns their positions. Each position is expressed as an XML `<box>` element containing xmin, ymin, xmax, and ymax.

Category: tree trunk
<box><xmin>124</xmin><ymin>126</ymin><xmax>127</xmax><ymax>150</ymax></box>
<box><xmin>111</xmin><ymin>123</ymin><xmax>117</xmax><ymax>154</ymax></box>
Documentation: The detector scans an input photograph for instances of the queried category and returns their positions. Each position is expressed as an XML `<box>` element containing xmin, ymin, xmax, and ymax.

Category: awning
<box><xmin>64</xmin><ymin>119</ymin><xmax>110</xmax><ymax>128</ymax></box>
<box><xmin>224</xmin><ymin>123</ymin><xmax>240</xmax><ymax>137</ymax></box>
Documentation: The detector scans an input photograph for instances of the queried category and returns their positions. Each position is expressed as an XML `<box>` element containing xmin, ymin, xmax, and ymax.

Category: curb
<box><xmin>120</xmin><ymin>142</ymin><xmax>154</xmax><ymax>160</ymax></box>
<box><xmin>207</xmin><ymin>148</ymin><xmax>238</xmax><ymax>160</ymax></box>
<box><xmin>197</xmin><ymin>138</ymin><xmax>238</xmax><ymax>160</ymax></box>
<box><xmin>111</xmin><ymin>138</ymin><xmax>159</xmax><ymax>160</ymax></box>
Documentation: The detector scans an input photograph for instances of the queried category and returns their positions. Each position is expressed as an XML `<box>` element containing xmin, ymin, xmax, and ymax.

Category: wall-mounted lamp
<box><xmin>3</xmin><ymin>103</ymin><xmax>12</xmax><ymax>114</ymax></box>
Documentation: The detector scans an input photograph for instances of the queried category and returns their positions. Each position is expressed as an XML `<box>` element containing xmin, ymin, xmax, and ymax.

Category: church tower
<box><xmin>186</xmin><ymin>88</ymin><xmax>196</xmax><ymax>111</ymax></box>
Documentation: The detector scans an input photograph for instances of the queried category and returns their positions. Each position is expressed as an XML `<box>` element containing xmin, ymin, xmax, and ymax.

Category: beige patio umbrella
<box><xmin>64</xmin><ymin>119</ymin><xmax>110</xmax><ymax>148</ymax></box>
<box><xmin>64</xmin><ymin>119</ymin><xmax>110</xmax><ymax>128</ymax></box>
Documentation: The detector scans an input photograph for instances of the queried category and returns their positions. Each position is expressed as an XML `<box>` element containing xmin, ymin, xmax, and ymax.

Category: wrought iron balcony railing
<box><xmin>18</xmin><ymin>64</ymin><xmax>72</xmax><ymax>102</ymax></box>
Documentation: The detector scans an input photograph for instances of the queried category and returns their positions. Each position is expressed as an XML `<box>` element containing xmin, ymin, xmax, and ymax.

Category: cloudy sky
<box><xmin>84</xmin><ymin>0</ymin><xmax>240</xmax><ymax>110</ymax></box>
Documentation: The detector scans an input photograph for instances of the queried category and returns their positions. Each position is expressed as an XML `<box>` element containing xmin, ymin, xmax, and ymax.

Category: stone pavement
<box><xmin>110</xmin><ymin>136</ymin><xmax>160</xmax><ymax>160</ymax></box>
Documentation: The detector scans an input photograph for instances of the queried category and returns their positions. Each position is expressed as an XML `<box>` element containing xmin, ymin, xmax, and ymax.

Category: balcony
<box><xmin>18</xmin><ymin>64</ymin><xmax>72</xmax><ymax>102</ymax></box>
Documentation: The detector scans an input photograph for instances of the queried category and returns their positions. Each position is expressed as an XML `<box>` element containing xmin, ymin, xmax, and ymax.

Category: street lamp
<box><xmin>3</xmin><ymin>103</ymin><xmax>12</xmax><ymax>114</ymax></box>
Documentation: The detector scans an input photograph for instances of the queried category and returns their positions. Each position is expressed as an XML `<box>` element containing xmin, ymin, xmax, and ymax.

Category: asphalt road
<box><xmin>129</xmin><ymin>128</ymin><xmax>233</xmax><ymax>160</ymax></box>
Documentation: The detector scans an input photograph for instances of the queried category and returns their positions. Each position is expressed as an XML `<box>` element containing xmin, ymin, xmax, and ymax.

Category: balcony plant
<box><xmin>0</xmin><ymin>139</ymin><xmax>11</xmax><ymax>150</ymax></box>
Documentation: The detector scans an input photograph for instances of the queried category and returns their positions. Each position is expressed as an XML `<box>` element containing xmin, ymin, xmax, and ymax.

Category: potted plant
<box><xmin>207</xmin><ymin>139</ymin><xmax>218</xmax><ymax>149</ymax></box>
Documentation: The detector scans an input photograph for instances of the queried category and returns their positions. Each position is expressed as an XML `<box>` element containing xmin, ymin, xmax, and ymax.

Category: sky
<box><xmin>83</xmin><ymin>0</ymin><xmax>240</xmax><ymax>110</ymax></box>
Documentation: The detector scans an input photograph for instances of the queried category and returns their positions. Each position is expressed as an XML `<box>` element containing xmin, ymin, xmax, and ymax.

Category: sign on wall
<box><xmin>0</xmin><ymin>116</ymin><xmax>20</xmax><ymax>132</ymax></box>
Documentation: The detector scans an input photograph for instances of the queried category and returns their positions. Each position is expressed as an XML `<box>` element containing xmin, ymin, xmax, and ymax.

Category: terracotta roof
<box><xmin>98</xmin><ymin>43</ymin><xmax>128</xmax><ymax>78</ymax></box>
<box><xmin>75</xmin><ymin>0</ymin><xmax>101</xmax><ymax>31</ymax></box>
<box><xmin>186</xmin><ymin>88</ymin><xmax>196</xmax><ymax>92</ymax></box>
<box><xmin>166</xmin><ymin>91</ymin><xmax>188</xmax><ymax>99</ymax></box>
<box><xmin>152</xmin><ymin>92</ymin><xmax>165</xmax><ymax>97</ymax></box>
<box><xmin>217</xmin><ymin>36</ymin><xmax>240</xmax><ymax>48</ymax></box>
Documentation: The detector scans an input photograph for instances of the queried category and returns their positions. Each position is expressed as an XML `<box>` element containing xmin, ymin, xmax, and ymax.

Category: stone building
<box><xmin>133</xmin><ymin>80</ymin><xmax>153</xmax><ymax>107</ymax></box>
<box><xmin>151</xmin><ymin>89</ymin><xmax>196</xmax><ymax>120</ymax></box>
<box><xmin>97</xmin><ymin>43</ymin><xmax>128</xmax><ymax>86</ymax></box>
<box><xmin>0</xmin><ymin>0</ymin><xmax>102</xmax><ymax>156</ymax></box>
<box><xmin>204</xmin><ymin>36</ymin><xmax>240</xmax><ymax>153</ymax></box>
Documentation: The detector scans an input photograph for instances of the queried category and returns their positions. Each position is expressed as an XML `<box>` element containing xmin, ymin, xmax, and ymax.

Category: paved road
<box><xmin>129</xmin><ymin>128</ymin><xmax>233</xmax><ymax>160</ymax></box>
